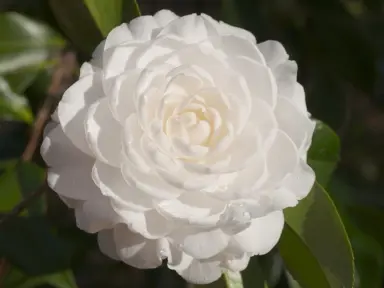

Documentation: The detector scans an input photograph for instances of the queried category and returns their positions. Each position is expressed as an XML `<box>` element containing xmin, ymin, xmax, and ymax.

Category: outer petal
<box><xmin>169</xmin><ymin>228</ymin><xmax>229</xmax><ymax>259</ymax></box>
<box><xmin>57</xmin><ymin>73</ymin><xmax>104</xmax><ymax>156</ymax></box>
<box><xmin>104</xmin><ymin>23</ymin><xmax>132</xmax><ymax>50</ymax></box>
<box><xmin>85</xmin><ymin>98</ymin><xmax>122</xmax><ymax>167</ymax></box>
<box><xmin>231</xmin><ymin>211</ymin><xmax>284</xmax><ymax>255</ymax></box>
<box><xmin>282</xmin><ymin>159</ymin><xmax>315</xmax><ymax>199</ymax></box>
<box><xmin>158</xmin><ymin>14</ymin><xmax>214</xmax><ymax>43</ymax></box>
<box><xmin>97</xmin><ymin>229</ymin><xmax>120</xmax><ymax>260</ymax></box>
<box><xmin>168</xmin><ymin>247</ymin><xmax>222</xmax><ymax>284</ymax></box>
<box><xmin>258</xmin><ymin>40</ymin><xmax>289</xmax><ymax>69</ymax></box>
<box><xmin>154</xmin><ymin>9</ymin><xmax>179</xmax><ymax>27</ymax></box>
<box><xmin>114</xmin><ymin>224</ymin><xmax>164</xmax><ymax>269</ymax></box>
<box><xmin>264</xmin><ymin>130</ymin><xmax>298</xmax><ymax>186</ymax></box>
<box><xmin>92</xmin><ymin>161</ymin><xmax>153</xmax><ymax>212</ymax></box>
<box><xmin>273</xmin><ymin>60</ymin><xmax>298</xmax><ymax>98</ymax></box>
<box><xmin>274</xmin><ymin>97</ymin><xmax>314</xmax><ymax>150</ymax></box>
<box><xmin>128</xmin><ymin>15</ymin><xmax>159</xmax><ymax>41</ymax></box>
<box><xmin>75</xmin><ymin>198</ymin><xmax>120</xmax><ymax>233</ymax></box>
<box><xmin>115</xmin><ymin>209</ymin><xmax>175</xmax><ymax>239</ymax></box>
<box><xmin>41</xmin><ymin>125</ymin><xmax>99</xmax><ymax>201</ymax></box>
<box><xmin>218</xmin><ymin>21</ymin><xmax>256</xmax><ymax>44</ymax></box>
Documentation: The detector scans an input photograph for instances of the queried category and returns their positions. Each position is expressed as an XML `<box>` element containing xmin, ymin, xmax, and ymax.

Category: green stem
<box><xmin>223</xmin><ymin>271</ymin><xmax>243</xmax><ymax>288</ymax></box>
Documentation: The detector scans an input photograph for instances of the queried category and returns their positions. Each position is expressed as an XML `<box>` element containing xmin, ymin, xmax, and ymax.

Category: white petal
<box><xmin>42</xmin><ymin>125</ymin><xmax>99</xmax><ymax>201</ymax></box>
<box><xmin>291</xmin><ymin>83</ymin><xmax>309</xmax><ymax>114</ymax></box>
<box><xmin>249</xmin><ymin>97</ymin><xmax>278</xmax><ymax>148</ymax></box>
<box><xmin>103</xmin><ymin>44</ymin><xmax>140</xmax><ymax>79</ymax></box>
<box><xmin>282</xmin><ymin>159</ymin><xmax>315</xmax><ymax>199</ymax></box>
<box><xmin>168</xmin><ymin>249</ymin><xmax>222</xmax><ymax>284</ymax></box>
<box><xmin>222</xmin><ymin>253</ymin><xmax>250</xmax><ymax>271</ymax></box>
<box><xmin>92</xmin><ymin>161</ymin><xmax>153</xmax><ymax>212</ymax></box>
<box><xmin>58</xmin><ymin>73</ymin><xmax>104</xmax><ymax>156</ymax></box>
<box><xmin>85</xmin><ymin>98</ymin><xmax>122</xmax><ymax>166</ymax></box>
<box><xmin>108</xmin><ymin>71</ymin><xmax>140</xmax><ymax>123</ymax></box>
<box><xmin>220</xmin><ymin>35</ymin><xmax>264</xmax><ymax>64</ymax></box>
<box><xmin>75</xmin><ymin>198</ymin><xmax>120</xmax><ymax>233</ymax></box>
<box><xmin>258</xmin><ymin>40</ymin><xmax>289</xmax><ymax>69</ymax></box>
<box><xmin>274</xmin><ymin>97</ymin><xmax>314</xmax><ymax>150</ymax></box>
<box><xmin>265</xmin><ymin>130</ymin><xmax>298</xmax><ymax>186</ymax></box>
<box><xmin>79</xmin><ymin>62</ymin><xmax>98</xmax><ymax>78</ymax></box>
<box><xmin>114</xmin><ymin>224</ymin><xmax>163</xmax><ymax>268</ymax></box>
<box><xmin>104</xmin><ymin>23</ymin><xmax>132</xmax><ymax>50</ymax></box>
<box><xmin>170</xmin><ymin>228</ymin><xmax>229</xmax><ymax>259</ymax></box>
<box><xmin>156</xmin><ymin>192</ymin><xmax>225</xmax><ymax>225</ymax></box>
<box><xmin>231</xmin><ymin>211</ymin><xmax>284</xmax><ymax>255</ymax></box>
<box><xmin>230</xmin><ymin>56</ymin><xmax>277</xmax><ymax>107</ymax></box>
<box><xmin>158</xmin><ymin>14</ymin><xmax>211</xmax><ymax>43</ymax></box>
<box><xmin>273</xmin><ymin>60</ymin><xmax>298</xmax><ymax>98</ymax></box>
<box><xmin>97</xmin><ymin>229</ymin><xmax>120</xmax><ymax>260</ymax></box>
<box><xmin>128</xmin><ymin>15</ymin><xmax>159</xmax><ymax>41</ymax></box>
<box><xmin>115</xmin><ymin>209</ymin><xmax>175</xmax><ymax>239</ymax></box>
<box><xmin>154</xmin><ymin>10</ymin><xmax>179</xmax><ymax>27</ymax></box>
<box><xmin>219</xmin><ymin>21</ymin><xmax>256</xmax><ymax>44</ymax></box>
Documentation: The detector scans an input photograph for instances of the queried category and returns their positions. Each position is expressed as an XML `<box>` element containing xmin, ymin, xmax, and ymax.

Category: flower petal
<box><xmin>75</xmin><ymin>198</ymin><xmax>120</xmax><ymax>233</ymax></box>
<box><xmin>258</xmin><ymin>40</ymin><xmax>289</xmax><ymax>69</ymax></box>
<box><xmin>42</xmin><ymin>125</ymin><xmax>99</xmax><ymax>201</ymax></box>
<box><xmin>85</xmin><ymin>98</ymin><xmax>122</xmax><ymax>166</ymax></box>
<box><xmin>170</xmin><ymin>228</ymin><xmax>229</xmax><ymax>259</ymax></box>
<box><xmin>231</xmin><ymin>210</ymin><xmax>284</xmax><ymax>255</ymax></box>
<box><xmin>265</xmin><ymin>130</ymin><xmax>298</xmax><ymax>186</ymax></box>
<box><xmin>282</xmin><ymin>159</ymin><xmax>315</xmax><ymax>199</ymax></box>
<box><xmin>168</xmin><ymin>248</ymin><xmax>222</xmax><ymax>284</ymax></box>
<box><xmin>97</xmin><ymin>229</ymin><xmax>120</xmax><ymax>260</ymax></box>
<box><xmin>273</xmin><ymin>60</ymin><xmax>298</xmax><ymax>98</ymax></box>
<box><xmin>92</xmin><ymin>161</ymin><xmax>153</xmax><ymax>212</ymax></box>
<box><xmin>114</xmin><ymin>224</ymin><xmax>164</xmax><ymax>268</ymax></box>
<box><xmin>274</xmin><ymin>97</ymin><xmax>315</xmax><ymax>150</ymax></box>
<box><xmin>154</xmin><ymin>10</ymin><xmax>179</xmax><ymax>27</ymax></box>
<box><xmin>115</xmin><ymin>209</ymin><xmax>175</xmax><ymax>239</ymax></box>
<box><xmin>58</xmin><ymin>73</ymin><xmax>104</xmax><ymax>156</ymax></box>
<box><xmin>107</xmin><ymin>71</ymin><xmax>140</xmax><ymax>123</ymax></box>
<box><xmin>104</xmin><ymin>23</ymin><xmax>132</xmax><ymax>50</ymax></box>
<box><xmin>129</xmin><ymin>15</ymin><xmax>159</xmax><ymax>41</ymax></box>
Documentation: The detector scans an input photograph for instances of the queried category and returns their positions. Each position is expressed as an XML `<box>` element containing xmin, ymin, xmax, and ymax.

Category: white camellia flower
<box><xmin>41</xmin><ymin>10</ymin><xmax>315</xmax><ymax>284</ymax></box>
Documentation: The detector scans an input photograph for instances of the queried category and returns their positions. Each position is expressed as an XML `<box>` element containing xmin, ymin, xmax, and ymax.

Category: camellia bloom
<box><xmin>41</xmin><ymin>10</ymin><xmax>315</xmax><ymax>284</ymax></box>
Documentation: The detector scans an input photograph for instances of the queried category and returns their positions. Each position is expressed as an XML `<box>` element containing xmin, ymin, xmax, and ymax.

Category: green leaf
<box><xmin>0</xmin><ymin>216</ymin><xmax>73</xmax><ymax>276</ymax></box>
<box><xmin>83</xmin><ymin>0</ymin><xmax>123</xmax><ymax>37</ymax></box>
<box><xmin>352</xmin><ymin>233</ymin><xmax>384</xmax><ymax>288</ymax></box>
<box><xmin>308</xmin><ymin>121</ymin><xmax>340</xmax><ymax>186</ymax></box>
<box><xmin>0</xmin><ymin>12</ymin><xmax>65</xmax><ymax>94</ymax></box>
<box><xmin>122</xmin><ymin>0</ymin><xmax>141</xmax><ymax>21</ymax></box>
<box><xmin>0</xmin><ymin>77</ymin><xmax>33</xmax><ymax>123</ymax></box>
<box><xmin>2</xmin><ymin>266</ymin><xmax>78</xmax><ymax>288</ymax></box>
<box><xmin>242</xmin><ymin>256</ymin><xmax>268</xmax><ymax>288</ymax></box>
<box><xmin>49</xmin><ymin>0</ymin><xmax>103</xmax><ymax>55</ymax></box>
<box><xmin>0</xmin><ymin>162</ymin><xmax>45</xmax><ymax>215</ymax></box>
<box><xmin>282</xmin><ymin>182</ymin><xmax>354</xmax><ymax>288</ymax></box>
<box><xmin>0</xmin><ymin>165</ymin><xmax>22</xmax><ymax>212</ymax></box>
<box><xmin>279</xmin><ymin>225</ymin><xmax>330</xmax><ymax>288</ymax></box>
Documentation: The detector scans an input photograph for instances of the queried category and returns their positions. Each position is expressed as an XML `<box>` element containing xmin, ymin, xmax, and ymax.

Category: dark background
<box><xmin>0</xmin><ymin>0</ymin><xmax>383</xmax><ymax>287</ymax></box>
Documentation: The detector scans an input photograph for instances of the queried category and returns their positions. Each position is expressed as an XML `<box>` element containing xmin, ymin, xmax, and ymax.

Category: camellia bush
<box><xmin>0</xmin><ymin>0</ymin><xmax>365</xmax><ymax>288</ymax></box>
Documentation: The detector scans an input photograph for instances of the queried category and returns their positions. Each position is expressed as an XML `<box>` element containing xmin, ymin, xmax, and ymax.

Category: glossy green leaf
<box><xmin>122</xmin><ymin>0</ymin><xmax>141</xmax><ymax>21</ymax></box>
<box><xmin>0</xmin><ymin>77</ymin><xmax>33</xmax><ymax>123</ymax></box>
<box><xmin>0</xmin><ymin>165</ymin><xmax>22</xmax><ymax>212</ymax></box>
<box><xmin>283</xmin><ymin>182</ymin><xmax>354</xmax><ymax>288</ymax></box>
<box><xmin>308</xmin><ymin>121</ymin><xmax>340</xmax><ymax>186</ymax></box>
<box><xmin>0</xmin><ymin>12</ymin><xmax>65</xmax><ymax>94</ymax></box>
<box><xmin>49</xmin><ymin>0</ymin><xmax>103</xmax><ymax>55</ymax></box>
<box><xmin>0</xmin><ymin>216</ymin><xmax>73</xmax><ymax>275</ymax></box>
<box><xmin>279</xmin><ymin>225</ymin><xmax>330</xmax><ymax>288</ymax></box>
<box><xmin>0</xmin><ymin>162</ymin><xmax>45</xmax><ymax>215</ymax></box>
<box><xmin>83</xmin><ymin>0</ymin><xmax>123</xmax><ymax>36</ymax></box>
<box><xmin>2</xmin><ymin>266</ymin><xmax>78</xmax><ymax>288</ymax></box>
